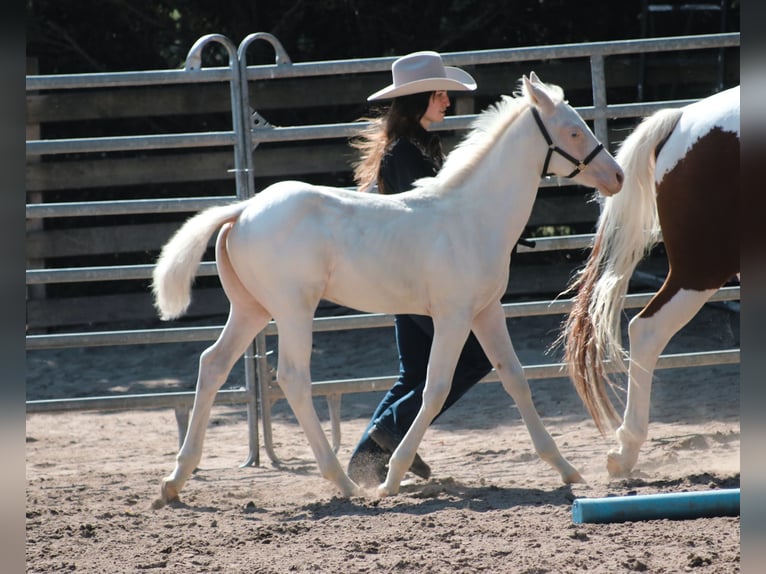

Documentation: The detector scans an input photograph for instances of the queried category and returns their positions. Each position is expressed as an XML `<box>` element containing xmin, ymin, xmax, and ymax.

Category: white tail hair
<box><xmin>152</xmin><ymin>201</ymin><xmax>248</xmax><ymax>320</ymax></box>
<box><xmin>589</xmin><ymin>108</ymin><xmax>682</xmax><ymax>365</ymax></box>
<box><xmin>562</xmin><ymin>107</ymin><xmax>682</xmax><ymax>433</ymax></box>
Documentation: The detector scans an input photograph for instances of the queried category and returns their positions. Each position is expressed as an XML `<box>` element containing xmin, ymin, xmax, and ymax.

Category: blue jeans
<box><xmin>349</xmin><ymin>313</ymin><xmax>492</xmax><ymax>462</ymax></box>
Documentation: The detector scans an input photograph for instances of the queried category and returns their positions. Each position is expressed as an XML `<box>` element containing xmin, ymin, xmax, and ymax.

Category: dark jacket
<box><xmin>379</xmin><ymin>128</ymin><xmax>443</xmax><ymax>195</ymax></box>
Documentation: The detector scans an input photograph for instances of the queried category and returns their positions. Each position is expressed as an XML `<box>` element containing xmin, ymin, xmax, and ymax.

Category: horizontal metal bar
<box><xmin>26</xmin><ymin>325</ymin><xmax>225</xmax><ymax>349</ymax></box>
<box><xmin>449</xmin><ymin>33</ymin><xmax>739</xmax><ymax>63</ymax></box>
<box><xmin>260</xmin><ymin>348</ymin><xmax>741</xmax><ymax>401</ymax></box>
<box><xmin>246</xmin><ymin>99</ymin><xmax>698</xmax><ymax>144</ymax></box>
<box><xmin>26</xmin><ymin>34</ymin><xmax>738</xmax><ymax>92</ymax></box>
<box><xmin>577</xmin><ymin>99</ymin><xmax>697</xmax><ymax>120</ymax></box>
<box><xmin>26</xmin><ymin>66</ymin><xmax>235</xmax><ymax>91</ymax></box>
<box><xmin>483</xmin><ymin>349</ymin><xmax>741</xmax><ymax>385</ymax></box>
<box><xmin>25</xmin><ymin>196</ymin><xmax>238</xmax><ymax>219</ymax></box>
<box><xmin>514</xmin><ymin>233</ymin><xmax>594</xmax><ymax>253</ymax></box>
<box><xmin>26</xmin><ymin>388</ymin><xmax>247</xmax><ymax>413</ymax></box>
<box><xmin>243</xmin><ymin>102</ymin><xmax>640</xmax><ymax>143</ymax></box>
<box><xmin>622</xmin><ymin>285</ymin><xmax>740</xmax><ymax>309</ymax></box>
<box><xmin>653</xmin><ymin>348</ymin><xmax>740</xmax><ymax>369</ymax></box>
<box><xmin>27</xmin><ymin>130</ymin><xmax>236</xmax><ymax>156</ymax></box>
<box><xmin>242</xmin><ymin>33</ymin><xmax>739</xmax><ymax>81</ymax></box>
<box><xmin>251</xmin><ymin>121</ymin><xmax>365</xmax><ymax>143</ymax></box>
<box><xmin>25</xmin><ymin>261</ymin><xmax>218</xmax><ymax>284</ymax></box>
<box><xmin>25</xmin><ymin>286</ymin><xmax>739</xmax><ymax>349</ymax></box>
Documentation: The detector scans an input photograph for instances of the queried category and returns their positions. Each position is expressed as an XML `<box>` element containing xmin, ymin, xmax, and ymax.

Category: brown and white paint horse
<box><xmin>562</xmin><ymin>86</ymin><xmax>739</xmax><ymax>477</ymax></box>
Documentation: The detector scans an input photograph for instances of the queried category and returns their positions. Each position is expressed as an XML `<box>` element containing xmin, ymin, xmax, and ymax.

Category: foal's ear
<box><xmin>523</xmin><ymin>73</ymin><xmax>556</xmax><ymax>115</ymax></box>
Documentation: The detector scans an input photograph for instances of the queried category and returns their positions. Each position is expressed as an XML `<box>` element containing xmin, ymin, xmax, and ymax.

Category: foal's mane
<box><xmin>420</xmin><ymin>82</ymin><xmax>562</xmax><ymax>193</ymax></box>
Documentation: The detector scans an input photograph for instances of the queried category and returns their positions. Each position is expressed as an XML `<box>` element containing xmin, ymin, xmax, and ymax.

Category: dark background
<box><xmin>27</xmin><ymin>0</ymin><xmax>739</xmax><ymax>74</ymax></box>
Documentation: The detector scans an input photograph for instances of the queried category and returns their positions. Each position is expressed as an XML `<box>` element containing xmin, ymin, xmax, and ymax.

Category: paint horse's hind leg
<box><xmin>274</xmin><ymin>315</ymin><xmax>363</xmax><ymax>497</ymax></box>
<box><xmin>473</xmin><ymin>303</ymin><xmax>584</xmax><ymax>483</ymax></box>
<box><xmin>156</xmin><ymin>304</ymin><xmax>268</xmax><ymax>507</ymax></box>
<box><xmin>607</xmin><ymin>284</ymin><xmax>716</xmax><ymax>477</ymax></box>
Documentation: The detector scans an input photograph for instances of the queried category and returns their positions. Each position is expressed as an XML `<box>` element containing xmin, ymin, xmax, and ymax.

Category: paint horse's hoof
<box><xmin>606</xmin><ymin>448</ymin><xmax>636</xmax><ymax>478</ymax></box>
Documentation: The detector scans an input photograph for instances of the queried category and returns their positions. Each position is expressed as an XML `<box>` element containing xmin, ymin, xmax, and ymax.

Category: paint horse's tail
<box><xmin>561</xmin><ymin>107</ymin><xmax>682</xmax><ymax>435</ymax></box>
<box><xmin>152</xmin><ymin>201</ymin><xmax>249</xmax><ymax>320</ymax></box>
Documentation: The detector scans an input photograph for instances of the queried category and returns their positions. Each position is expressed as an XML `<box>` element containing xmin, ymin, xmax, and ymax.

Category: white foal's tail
<box><xmin>562</xmin><ymin>107</ymin><xmax>682</xmax><ymax>434</ymax></box>
<box><xmin>152</xmin><ymin>201</ymin><xmax>249</xmax><ymax>320</ymax></box>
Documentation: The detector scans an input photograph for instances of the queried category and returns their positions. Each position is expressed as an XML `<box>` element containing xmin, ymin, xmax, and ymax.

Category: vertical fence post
<box><xmin>235</xmin><ymin>33</ymin><xmax>294</xmax><ymax>467</ymax></box>
<box><xmin>588</xmin><ymin>52</ymin><xmax>609</xmax><ymax>152</ymax></box>
<box><xmin>184</xmin><ymin>34</ymin><xmax>263</xmax><ymax>467</ymax></box>
<box><xmin>26</xmin><ymin>57</ymin><xmax>47</xmax><ymax>335</ymax></box>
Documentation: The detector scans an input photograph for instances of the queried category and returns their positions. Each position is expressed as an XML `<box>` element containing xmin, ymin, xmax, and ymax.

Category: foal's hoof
<box><xmin>340</xmin><ymin>481</ymin><xmax>365</xmax><ymax>498</ymax></box>
<box><xmin>368</xmin><ymin>425</ymin><xmax>432</xmax><ymax>480</ymax></box>
<box><xmin>555</xmin><ymin>459</ymin><xmax>585</xmax><ymax>484</ymax></box>
<box><xmin>563</xmin><ymin>468</ymin><xmax>585</xmax><ymax>484</ymax></box>
<box><xmin>376</xmin><ymin>485</ymin><xmax>392</xmax><ymax>499</ymax></box>
<box><xmin>153</xmin><ymin>479</ymin><xmax>180</xmax><ymax>509</ymax></box>
<box><xmin>376</xmin><ymin>482</ymin><xmax>399</xmax><ymax>499</ymax></box>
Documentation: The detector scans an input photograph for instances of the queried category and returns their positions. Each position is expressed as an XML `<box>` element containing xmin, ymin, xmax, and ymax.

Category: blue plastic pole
<box><xmin>572</xmin><ymin>488</ymin><xmax>740</xmax><ymax>524</ymax></box>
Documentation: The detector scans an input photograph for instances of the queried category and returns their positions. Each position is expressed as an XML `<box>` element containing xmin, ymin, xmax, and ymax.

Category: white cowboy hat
<box><xmin>367</xmin><ymin>51</ymin><xmax>477</xmax><ymax>101</ymax></box>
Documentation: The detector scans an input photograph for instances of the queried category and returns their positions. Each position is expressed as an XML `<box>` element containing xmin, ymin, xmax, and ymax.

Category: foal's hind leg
<box><xmin>473</xmin><ymin>304</ymin><xmax>583</xmax><ymax>484</ymax></box>
<box><xmin>275</xmin><ymin>316</ymin><xmax>363</xmax><ymax>497</ymax></box>
<box><xmin>155</xmin><ymin>304</ymin><xmax>268</xmax><ymax>507</ymax></box>
<box><xmin>607</xmin><ymin>285</ymin><xmax>715</xmax><ymax>477</ymax></box>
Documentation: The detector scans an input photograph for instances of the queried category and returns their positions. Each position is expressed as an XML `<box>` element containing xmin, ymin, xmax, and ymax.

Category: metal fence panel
<box><xmin>25</xmin><ymin>33</ymin><xmax>740</xmax><ymax>467</ymax></box>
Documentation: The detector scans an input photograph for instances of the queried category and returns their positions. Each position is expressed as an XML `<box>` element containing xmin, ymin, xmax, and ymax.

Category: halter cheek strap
<box><xmin>531</xmin><ymin>106</ymin><xmax>604</xmax><ymax>179</ymax></box>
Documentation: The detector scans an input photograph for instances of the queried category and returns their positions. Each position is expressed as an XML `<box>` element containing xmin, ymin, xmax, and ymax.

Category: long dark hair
<box><xmin>352</xmin><ymin>92</ymin><xmax>438</xmax><ymax>192</ymax></box>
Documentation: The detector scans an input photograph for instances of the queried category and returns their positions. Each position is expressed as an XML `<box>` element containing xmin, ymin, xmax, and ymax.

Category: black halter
<box><xmin>530</xmin><ymin>106</ymin><xmax>604</xmax><ymax>179</ymax></box>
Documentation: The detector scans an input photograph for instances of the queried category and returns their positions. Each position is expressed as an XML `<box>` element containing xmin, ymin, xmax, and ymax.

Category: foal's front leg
<box><xmin>378</xmin><ymin>319</ymin><xmax>469</xmax><ymax>498</ymax></box>
<box><xmin>473</xmin><ymin>304</ymin><xmax>583</xmax><ymax>484</ymax></box>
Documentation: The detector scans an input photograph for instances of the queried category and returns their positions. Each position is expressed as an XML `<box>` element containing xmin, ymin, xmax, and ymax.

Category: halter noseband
<box><xmin>530</xmin><ymin>106</ymin><xmax>604</xmax><ymax>179</ymax></box>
